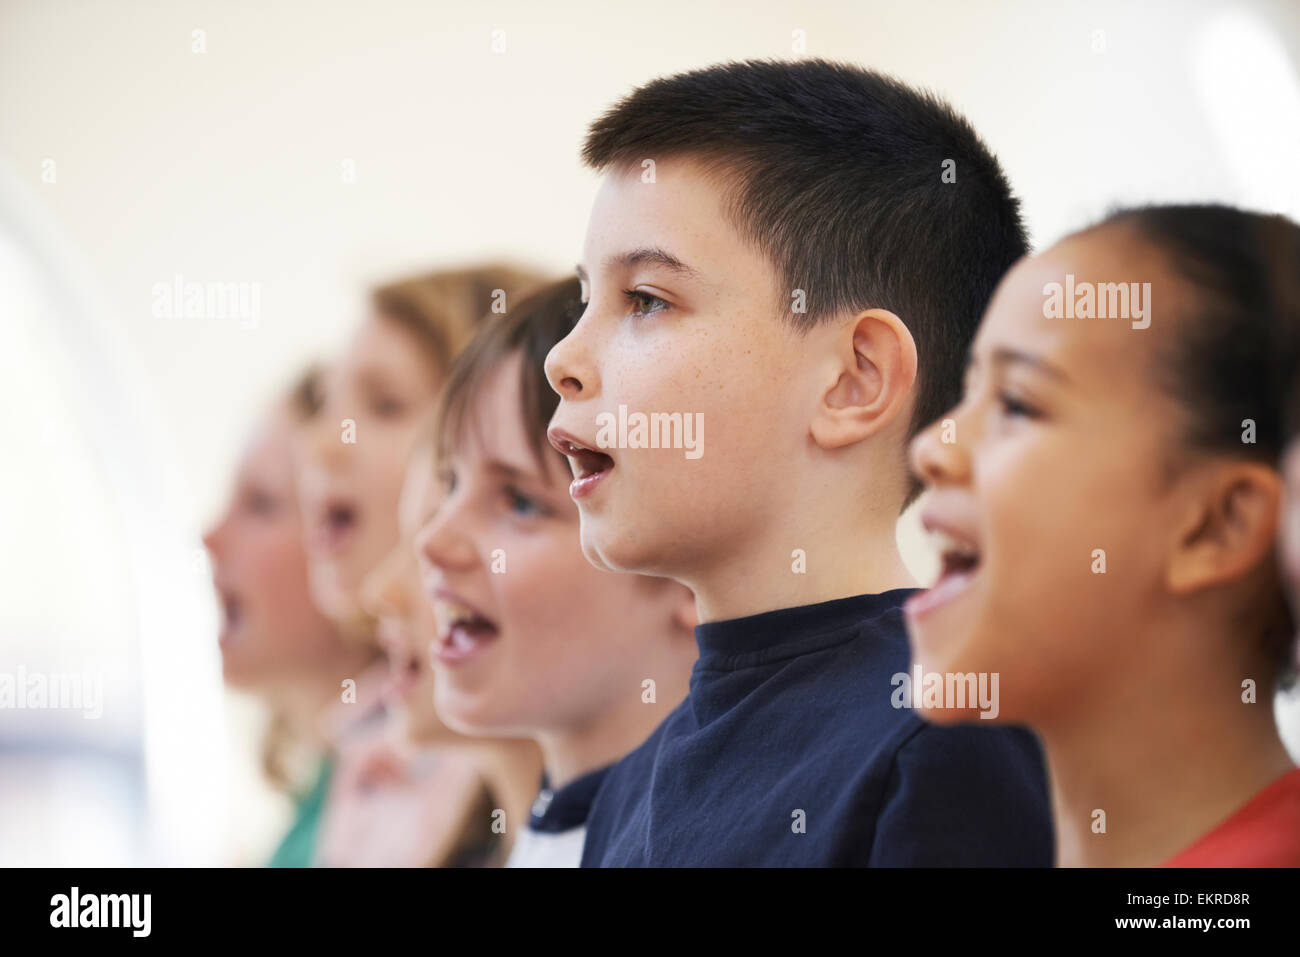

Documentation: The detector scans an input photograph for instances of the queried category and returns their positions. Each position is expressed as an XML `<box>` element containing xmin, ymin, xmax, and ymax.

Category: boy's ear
<box><xmin>1166</xmin><ymin>462</ymin><xmax>1282</xmax><ymax>595</ymax></box>
<box><xmin>809</xmin><ymin>309</ymin><xmax>918</xmax><ymax>451</ymax></box>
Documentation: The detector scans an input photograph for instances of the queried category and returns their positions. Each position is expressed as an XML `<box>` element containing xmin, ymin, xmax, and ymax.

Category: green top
<box><xmin>267</xmin><ymin>757</ymin><xmax>334</xmax><ymax>868</ymax></box>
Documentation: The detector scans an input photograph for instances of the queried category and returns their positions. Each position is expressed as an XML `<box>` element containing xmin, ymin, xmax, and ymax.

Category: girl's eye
<box><xmin>623</xmin><ymin>288</ymin><xmax>669</xmax><ymax>317</ymax></box>
<box><xmin>372</xmin><ymin>396</ymin><xmax>406</xmax><ymax>418</ymax></box>
<box><xmin>245</xmin><ymin>490</ymin><xmax>278</xmax><ymax>517</ymax></box>
<box><xmin>506</xmin><ymin>486</ymin><xmax>544</xmax><ymax>517</ymax></box>
<box><xmin>438</xmin><ymin>468</ymin><xmax>457</xmax><ymax>495</ymax></box>
<box><xmin>996</xmin><ymin>391</ymin><xmax>1040</xmax><ymax>419</ymax></box>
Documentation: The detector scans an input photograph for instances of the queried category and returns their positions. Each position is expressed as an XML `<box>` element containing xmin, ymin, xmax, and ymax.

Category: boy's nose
<box><xmin>544</xmin><ymin>326</ymin><xmax>597</xmax><ymax>400</ymax></box>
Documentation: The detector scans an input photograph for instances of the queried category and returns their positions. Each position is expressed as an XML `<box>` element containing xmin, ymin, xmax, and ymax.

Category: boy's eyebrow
<box><xmin>603</xmin><ymin>246</ymin><xmax>702</xmax><ymax>280</ymax></box>
<box><xmin>990</xmin><ymin>346</ymin><xmax>1072</xmax><ymax>384</ymax></box>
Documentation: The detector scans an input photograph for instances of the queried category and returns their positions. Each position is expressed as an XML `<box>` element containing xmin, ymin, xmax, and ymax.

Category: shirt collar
<box><xmin>694</xmin><ymin>590</ymin><xmax>916</xmax><ymax>666</ymax></box>
<box><xmin>529</xmin><ymin>764</ymin><xmax>612</xmax><ymax>833</ymax></box>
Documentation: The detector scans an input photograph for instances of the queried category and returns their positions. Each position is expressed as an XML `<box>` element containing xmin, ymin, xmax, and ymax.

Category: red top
<box><xmin>1164</xmin><ymin>767</ymin><xmax>1300</xmax><ymax>867</ymax></box>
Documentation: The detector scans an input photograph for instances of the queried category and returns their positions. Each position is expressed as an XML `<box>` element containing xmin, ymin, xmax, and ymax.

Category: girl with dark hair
<box><xmin>906</xmin><ymin>204</ymin><xmax>1300</xmax><ymax>867</ymax></box>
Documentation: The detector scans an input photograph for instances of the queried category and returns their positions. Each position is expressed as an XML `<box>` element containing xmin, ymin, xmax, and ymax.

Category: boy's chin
<box><xmin>579</xmin><ymin>519</ymin><xmax>650</xmax><ymax>575</ymax></box>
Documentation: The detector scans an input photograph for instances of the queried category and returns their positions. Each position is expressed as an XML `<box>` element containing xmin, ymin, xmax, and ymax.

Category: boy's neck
<box><xmin>1040</xmin><ymin>638</ymin><xmax>1294</xmax><ymax>867</ymax></box>
<box><xmin>689</xmin><ymin>517</ymin><xmax>916</xmax><ymax>624</ymax></box>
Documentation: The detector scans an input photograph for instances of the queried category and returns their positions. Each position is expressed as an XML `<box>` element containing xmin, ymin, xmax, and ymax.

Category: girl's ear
<box><xmin>1167</xmin><ymin>462</ymin><xmax>1283</xmax><ymax>594</ymax></box>
<box><xmin>809</xmin><ymin>309</ymin><xmax>918</xmax><ymax>451</ymax></box>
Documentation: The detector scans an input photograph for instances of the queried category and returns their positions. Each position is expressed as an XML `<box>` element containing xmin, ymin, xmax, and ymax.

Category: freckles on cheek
<box><xmin>624</xmin><ymin>339</ymin><xmax>692</xmax><ymax>390</ymax></box>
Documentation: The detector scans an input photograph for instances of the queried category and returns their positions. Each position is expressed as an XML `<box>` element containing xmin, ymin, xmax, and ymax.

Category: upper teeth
<box><xmin>433</xmin><ymin>599</ymin><xmax>482</xmax><ymax>632</ymax></box>
<box><xmin>930</xmin><ymin>528</ymin><xmax>977</xmax><ymax>559</ymax></box>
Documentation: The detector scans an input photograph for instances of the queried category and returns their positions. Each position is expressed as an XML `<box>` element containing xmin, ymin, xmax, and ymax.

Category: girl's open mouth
<box><xmin>216</xmin><ymin>583</ymin><xmax>243</xmax><ymax>646</ymax></box>
<box><xmin>311</xmin><ymin>496</ymin><xmax>361</xmax><ymax>554</ymax></box>
<box><xmin>377</xmin><ymin>619</ymin><xmax>425</xmax><ymax>701</ymax></box>
<box><xmin>388</xmin><ymin>651</ymin><xmax>423</xmax><ymax>700</ymax></box>
<box><xmin>905</xmin><ymin>527</ymin><xmax>981</xmax><ymax>619</ymax></box>
<box><xmin>431</xmin><ymin>592</ymin><xmax>501</xmax><ymax>666</ymax></box>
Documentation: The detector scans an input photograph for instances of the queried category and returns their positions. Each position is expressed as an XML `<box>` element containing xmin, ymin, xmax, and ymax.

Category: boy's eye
<box><xmin>438</xmin><ymin>468</ymin><xmax>457</xmax><ymax>495</ymax></box>
<box><xmin>623</xmin><ymin>288</ymin><xmax>669</xmax><ymax>317</ymax></box>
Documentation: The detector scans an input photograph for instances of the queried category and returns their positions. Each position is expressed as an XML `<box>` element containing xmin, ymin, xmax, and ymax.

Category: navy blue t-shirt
<box><xmin>581</xmin><ymin>590</ymin><xmax>1053</xmax><ymax>866</ymax></box>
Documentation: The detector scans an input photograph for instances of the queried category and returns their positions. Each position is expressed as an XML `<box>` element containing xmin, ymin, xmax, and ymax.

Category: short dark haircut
<box><xmin>435</xmin><ymin>277</ymin><xmax>585</xmax><ymax>471</ymax></box>
<box><xmin>582</xmin><ymin>58</ymin><xmax>1029</xmax><ymax>492</ymax></box>
<box><xmin>1104</xmin><ymin>204</ymin><xmax>1300</xmax><ymax>687</ymax></box>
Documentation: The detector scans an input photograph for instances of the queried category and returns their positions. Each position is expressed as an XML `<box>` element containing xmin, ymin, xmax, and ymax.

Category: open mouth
<box><xmin>937</xmin><ymin>530</ymin><xmax>980</xmax><ymax>580</ymax></box>
<box><xmin>905</xmin><ymin>525</ymin><xmax>981</xmax><ymax>619</ymax></box>
<box><xmin>430</xmin><ymin>591</ymin><xmax>500</xmax><ymax>666</ymax></box>
<box><xmin>547</xmin><ymin>428</ymin><xmax>614</xmax><ymax>500</ymax></box>
<box><xmin>217</xmin><ymin>586</ymin><xmax>243</xmax><ymax>645</ymax></box>
<box><xmin>312</xmin><ymin>497</ymin><xmax>360</xmax><ymax>554</ymax></box>
<box><xmin>387</xmin><ymin>652</ymin><xmax>423</xmax><ymax>701</ymax></box>
<box><xmin>377</xmin><ymin>619</ymin><xmax>424</xmax><ymax>700</ymax></box>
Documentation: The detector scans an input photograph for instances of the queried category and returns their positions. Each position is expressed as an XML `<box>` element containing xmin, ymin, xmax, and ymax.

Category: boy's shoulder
<box><xmin>590</xmin><ymin>591</ymin><xmax>921</xmax><ymax>808</ymax></box>
<box><xmin>583</xmin><ymin>591</ymin><xmax>1052</xmax><ymax>866</ymax></box>
<box><xmin>866</xmin><ymin>719</ymin><xmax>1051</xmax><ymax>865</ymax></box>
<box><xmin>581</xmin><ymin>692</ymin><xmax>689</xmax><ymax>865</ymax></box>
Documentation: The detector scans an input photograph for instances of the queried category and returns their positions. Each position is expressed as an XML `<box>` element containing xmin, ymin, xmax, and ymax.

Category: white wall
<box><xmin>2</xmin><ymin>0</ymin><xmax>1297</xmax><ymax>528</ymax></box>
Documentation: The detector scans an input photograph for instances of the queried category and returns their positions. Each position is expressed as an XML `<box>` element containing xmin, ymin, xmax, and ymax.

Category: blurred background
<box><xmin>2</xmin><ymin>0</ymin><xmax>1299</xmax><ymax>865</ymax></box>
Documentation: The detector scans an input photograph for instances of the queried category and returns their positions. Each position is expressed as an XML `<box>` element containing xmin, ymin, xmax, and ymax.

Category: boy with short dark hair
<box><xmin>544</xmin><ymin>59</ymin><xmax>1052</xmax><ymax>865</ymax></box>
